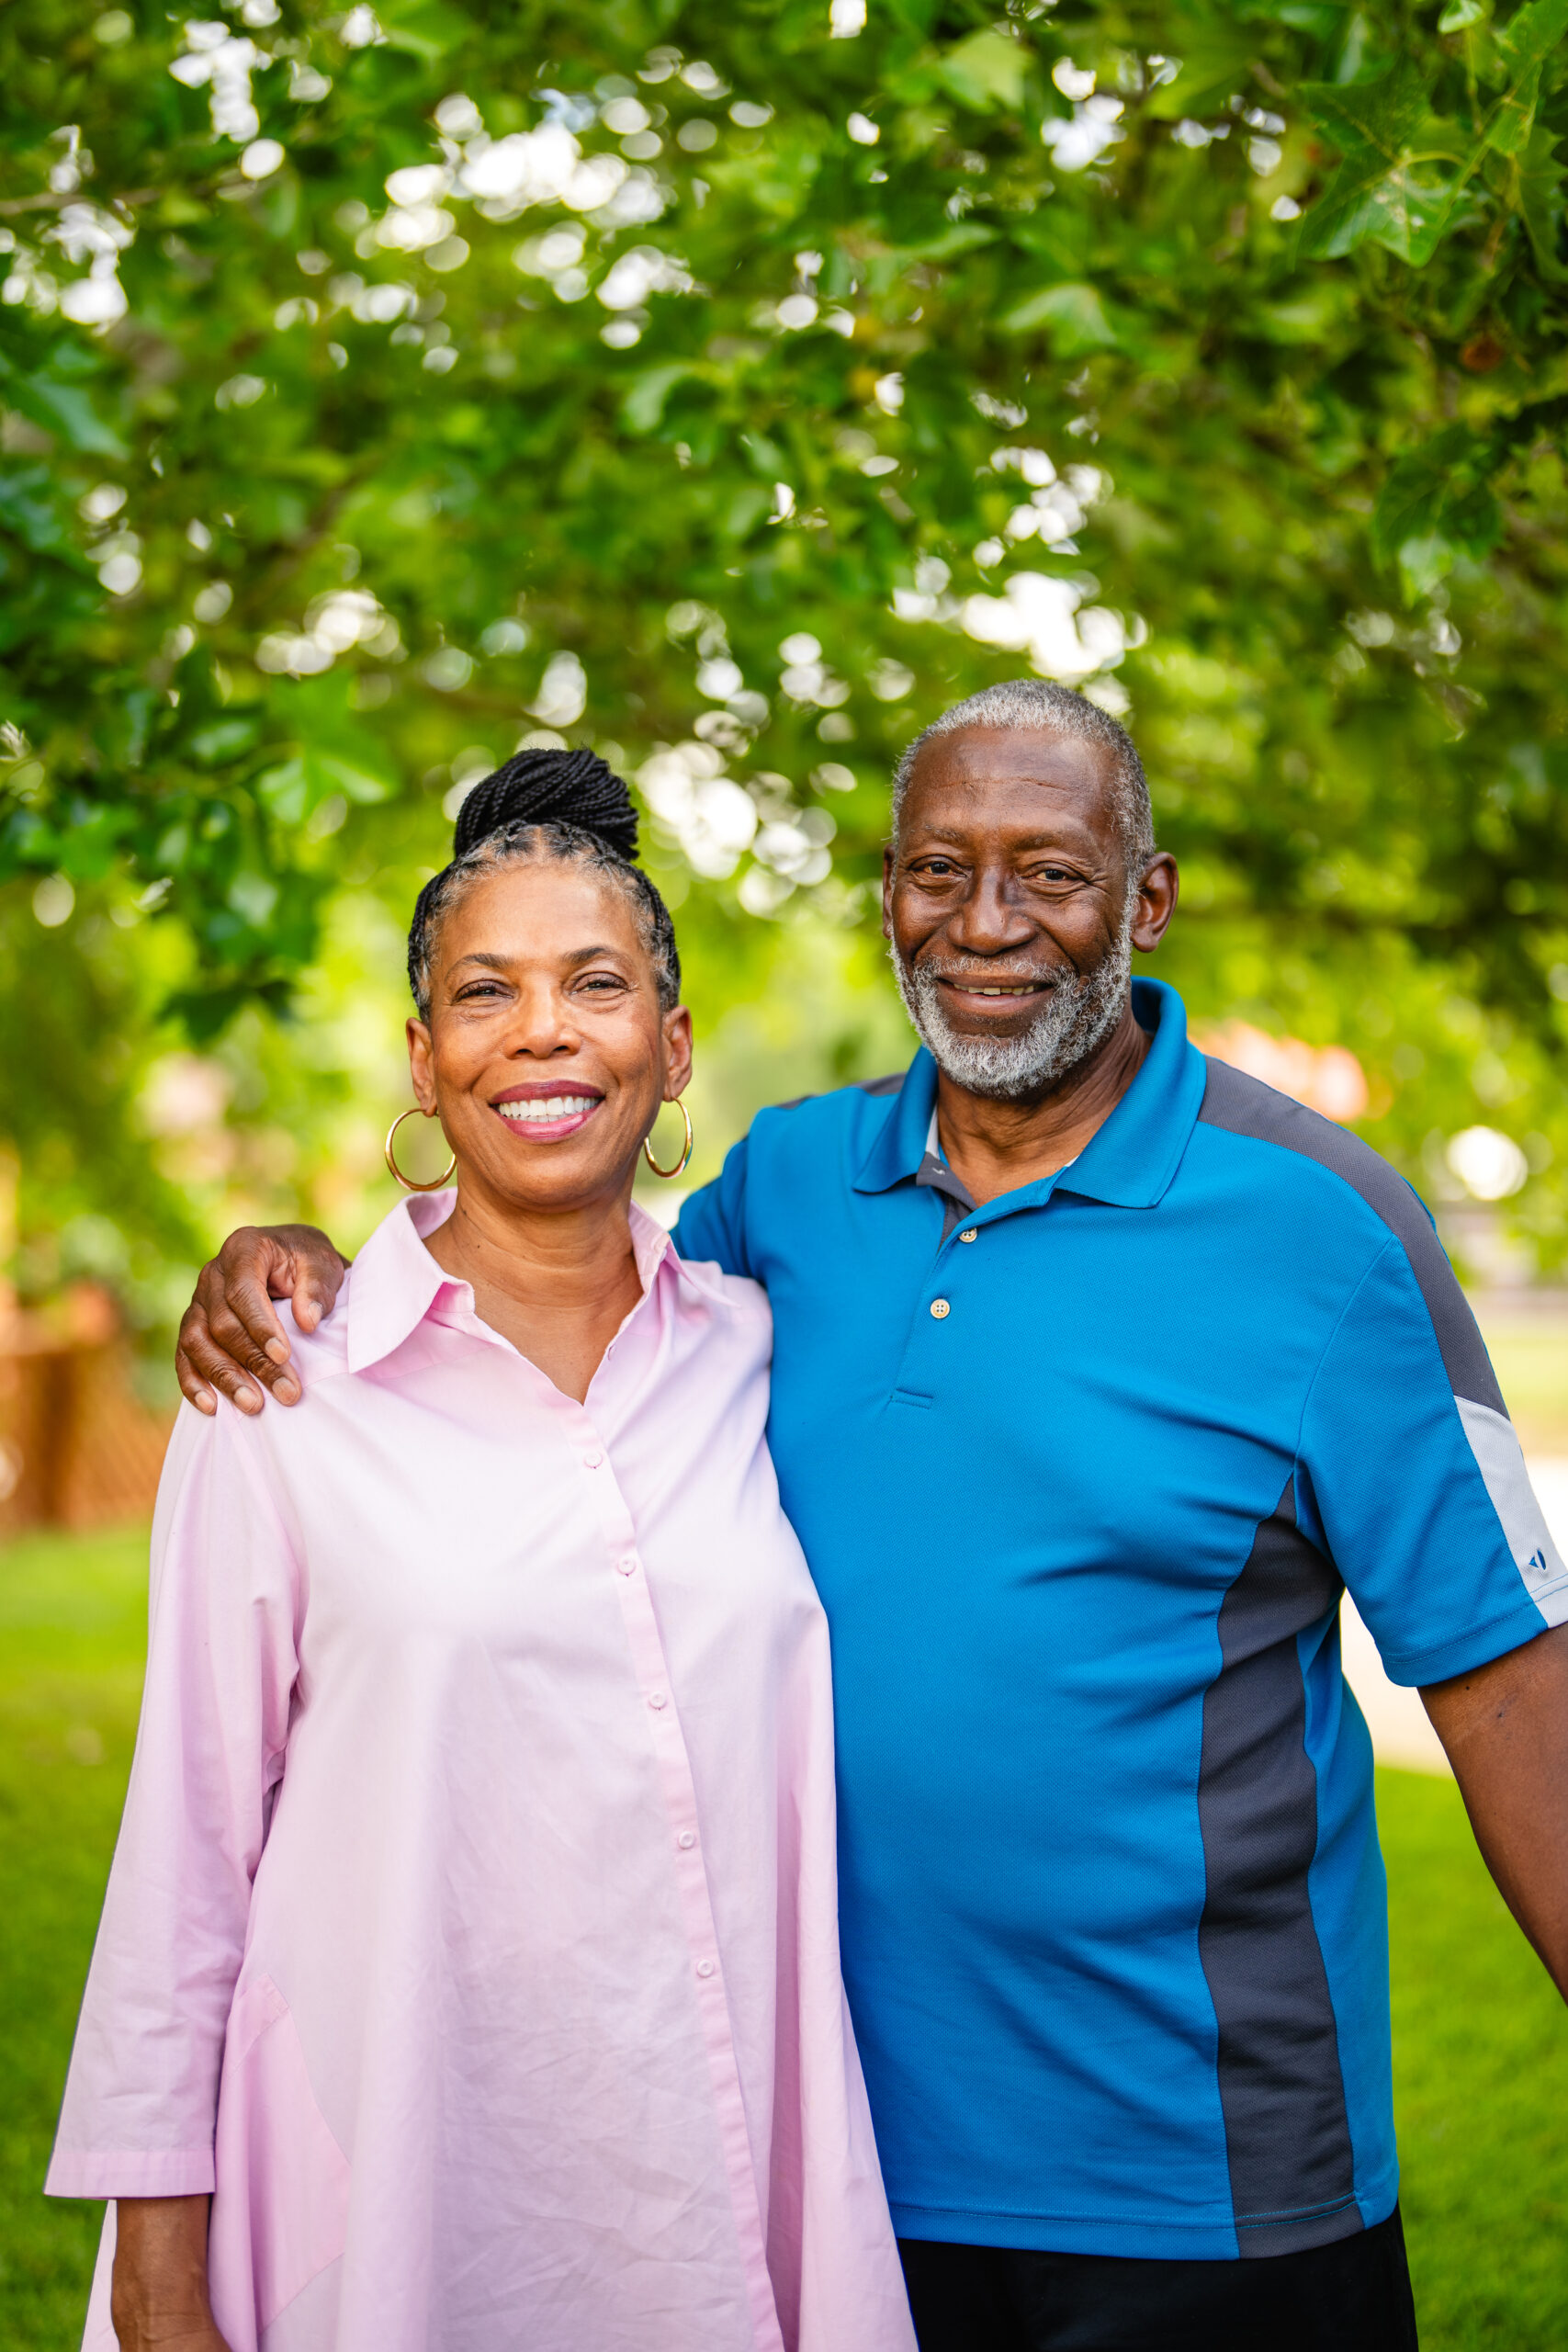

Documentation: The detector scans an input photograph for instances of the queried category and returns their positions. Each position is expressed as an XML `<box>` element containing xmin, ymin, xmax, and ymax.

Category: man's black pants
<box><xmin>898</xmin><ymin>2209</ymin><xmax>1419</xmax><ymax>2352</ymax></box>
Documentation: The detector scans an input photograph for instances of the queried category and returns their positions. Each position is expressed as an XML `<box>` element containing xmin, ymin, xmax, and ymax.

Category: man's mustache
<box><xmin>903</xmin><ymin>956</ymin><xmax>1066</xmax><ymax>990</ymax></box>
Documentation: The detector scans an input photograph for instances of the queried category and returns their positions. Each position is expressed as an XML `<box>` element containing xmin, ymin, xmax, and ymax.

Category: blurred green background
<box><xmin>5</xmin><ymin>1</ymin><xmax>1568</xmax><ymax>2343</ymax></box>
<box><xmin>6</xmin><ymin>0</ymin><xmax>1568</xmax><ymax>1335</ymax></box>
<box><xmin>4</xmin><ymin>1520</ymin><xmax>1567</xmax><ymax>2349</ymax></box>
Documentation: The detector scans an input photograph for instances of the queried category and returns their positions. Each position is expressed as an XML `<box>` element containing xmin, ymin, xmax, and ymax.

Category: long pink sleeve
<box><xmin>47</xmin><ymin>1403</ymin><xmax>301</xmax><ymax>2199</ymax></box>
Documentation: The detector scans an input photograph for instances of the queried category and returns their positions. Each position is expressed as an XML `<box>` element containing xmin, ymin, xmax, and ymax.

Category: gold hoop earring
<box><xmin>385</xmin><ymin>1106</ymin><xmax>457</xmax><ymax>1192</ymax></box>
<box><xmin>642</xmin><ymin>1097</ymin><xmax>694</xmax><ymax>1181</ymax></box>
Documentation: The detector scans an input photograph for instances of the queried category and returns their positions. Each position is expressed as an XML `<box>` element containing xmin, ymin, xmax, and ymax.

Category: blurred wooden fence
<box><xmin>0</xmin><ymin>1317</ymin><xmax>175</xmax><ymax>1537</ymax></box>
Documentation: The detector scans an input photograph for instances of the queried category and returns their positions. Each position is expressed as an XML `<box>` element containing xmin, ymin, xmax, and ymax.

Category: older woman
<box><xmin>48</xmin><ymin>751</ymin><xmax>916</xmax><ymax>2352</ymax></box>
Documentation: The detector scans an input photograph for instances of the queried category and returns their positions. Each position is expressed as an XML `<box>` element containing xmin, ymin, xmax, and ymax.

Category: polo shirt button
<box><xmin>696</xmin><ymin>1959</ymin><xmax>716</xmax><ymax>1978</ymax></box>
<box><xmin>617</xmin><ymin>1555</ymin><xmax>637</xmax><ymax>1576</ymax></box>
<box><xmin>582</xmin><ymin>1452</ymin><xmax>604</xmax><ymax>1469</ymax></box>
<box><xmin>930</xmin><ymin>1298</ymin><xmax>951</xmax><ymax>1319</ymax></box>
<box><xmin>678</xmin><ymin>1830</ymin><xmax>696</xmax><ymax>1849</ymax></box>
<box><xmin>649</xmin><ymin>1691</ymin><xmax>668</xmax><ymax>1711</ymax></box>
<box><xmin>959</xmin><ymin>1228</ymin><xmax>978</xmax><ymax>1244</ymax></box>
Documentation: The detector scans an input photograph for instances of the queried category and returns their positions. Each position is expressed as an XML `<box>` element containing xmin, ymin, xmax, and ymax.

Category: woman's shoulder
<box><xmin>276</xmin><ymin>1284</ymin><xmax>356</xmax><ymax>1383</ymax></box>
<box><xmin>667</xmin><ymin>1252</ymin><xmax>771</xmax><ymax>1327</ymax></box>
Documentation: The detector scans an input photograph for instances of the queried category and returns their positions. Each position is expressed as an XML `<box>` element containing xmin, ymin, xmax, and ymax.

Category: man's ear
<box><xmin>1131</xmin><ymin>854</ymin><xmax>1179</xmax><ymax>955</ymax></box>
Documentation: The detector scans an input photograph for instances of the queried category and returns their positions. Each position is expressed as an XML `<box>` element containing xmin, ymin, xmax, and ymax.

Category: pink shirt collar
<box><xmin>344</xmin><ymin>1190</ymin><xmax>705</xmax><ymax>1377</ymax></box>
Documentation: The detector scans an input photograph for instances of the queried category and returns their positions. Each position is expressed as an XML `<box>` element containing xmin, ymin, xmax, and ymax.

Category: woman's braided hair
<box><xmin>407</xmin><ymin>745</ymin><xmax>681</xmax><ymax>1021</ymax></box>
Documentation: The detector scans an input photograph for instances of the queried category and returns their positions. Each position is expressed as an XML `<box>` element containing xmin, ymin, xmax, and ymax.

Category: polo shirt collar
<box><xmin>345</xmin><ymin>1188</ymin><xmax>692</xmax><ymax>1374</ymax></box>
<box><xmin>852</xmin><ymin>978</ymin><xmax>1205</xmax><ymax>1212</ymax></box>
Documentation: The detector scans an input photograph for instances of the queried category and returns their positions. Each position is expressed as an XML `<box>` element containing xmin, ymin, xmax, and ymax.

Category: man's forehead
<box><xmin>903</xmin><ymin>724</ymin><xmax>1115</xmax><ymax>821</ymax></box>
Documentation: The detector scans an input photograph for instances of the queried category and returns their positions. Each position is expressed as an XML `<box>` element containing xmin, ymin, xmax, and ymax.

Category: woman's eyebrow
<box><xmin>561</xmin><ymin>944</ymin><xmax>634</xmax><ymax>968</ymax></box>
<box><xmin>448</xmin><ymin>945</ymin><xmax>632</xmax><ymax>974</ymax></box>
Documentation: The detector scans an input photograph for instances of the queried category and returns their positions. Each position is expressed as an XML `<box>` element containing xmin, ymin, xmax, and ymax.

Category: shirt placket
<box><xmin>566</xmin><ymin>1399</ymin><xmax>784</xmax><ymax>2352</ymax></box>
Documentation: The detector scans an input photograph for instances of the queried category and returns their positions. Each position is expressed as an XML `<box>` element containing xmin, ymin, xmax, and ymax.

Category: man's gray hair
<box><xmin>891</xmin><ymin>679</ymin><xmax>1156</xmax><ymax>876</ymax></box>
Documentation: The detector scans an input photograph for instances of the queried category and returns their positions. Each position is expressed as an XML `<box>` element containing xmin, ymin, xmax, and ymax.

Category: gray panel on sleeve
<box><xmin>1199</xmin><ymin>1058</ymin><xmax>1505</xmax><ymax>1415</ymax></box>
<box><xmin>1196</xmin><ymin>1475</ymin><xmax>1362</xmax><ymax>2256</ymax></box>
<box><xmin>1457</xmin><ymin>1398</ymin><xmax>1568</xmax><ymax>1625</ymax></box>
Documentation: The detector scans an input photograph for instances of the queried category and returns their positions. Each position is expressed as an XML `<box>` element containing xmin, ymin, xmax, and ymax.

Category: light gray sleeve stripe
<box><xmin>1199</xmin><ymin>1058</ymin><xmax>1506</xmax><ymax>1415</ymax></box>
<box><xmin>1457</xmin><ymin>1397</ymin><xmax>1568</xmax><ymax>1625</ymax></box>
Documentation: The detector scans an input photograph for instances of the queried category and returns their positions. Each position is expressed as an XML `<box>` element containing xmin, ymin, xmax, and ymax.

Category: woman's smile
<box><xmin>490</xmin><ymin>1081</ymin><xmax>605</xmax><ymax>1142</ymax></box>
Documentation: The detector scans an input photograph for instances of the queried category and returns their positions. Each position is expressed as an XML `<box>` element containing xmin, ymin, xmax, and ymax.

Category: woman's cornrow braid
<box><xmin>407</xmin><ymin>746</ymin><xmax>680</xmax><ymax>1022</ymax></box>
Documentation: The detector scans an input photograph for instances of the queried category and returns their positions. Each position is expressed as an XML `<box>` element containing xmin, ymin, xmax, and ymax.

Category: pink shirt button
<box><xmin>617</xmin><ymin>1555</ymin><xmax>637</xmax><ymax>1577</ymax></box>
<box><xmin>696</xmin><ymin>1959</ymin><xmax>716</xmax><ymax>1979</ymax></box>
<box><xmin>648</xmin><ymin>1691</ymin><xmax>668</xmax><ymax>1711</ymax></box>
<box><xmin>582</xmin><ymin>1452</ymin><xmax>604</xmax><ymax>1470</ymax></box>
<box><xmin>678</xmin><ymin>1830</ymin><xmax>696</xmax><ymax>1850</ymax></box>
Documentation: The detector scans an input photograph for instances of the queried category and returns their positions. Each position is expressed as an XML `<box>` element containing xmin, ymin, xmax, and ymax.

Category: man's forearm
<box><xmin>1422</xmin><ymin>1621</ymin><xmax>1568</xmax><ymax>2000</ymax></box>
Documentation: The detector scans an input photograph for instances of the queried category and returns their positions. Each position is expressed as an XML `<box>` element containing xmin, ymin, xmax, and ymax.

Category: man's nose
<box><xmin>943</xmin><ymin>863</ymin><xmax>1036</xmax><ymax>956</ymax></box>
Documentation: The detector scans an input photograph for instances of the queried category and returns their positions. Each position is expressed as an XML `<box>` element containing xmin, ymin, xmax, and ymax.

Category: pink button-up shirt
<box><xmin>49</xmin><ymin>1193</ymin><xmax>915</xmax><ymax>2352</ymax></box>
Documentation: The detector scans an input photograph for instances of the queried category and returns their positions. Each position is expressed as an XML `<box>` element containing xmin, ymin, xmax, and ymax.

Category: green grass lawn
<box><xmin>3</xmin><ymin>1526</ymin><xmax>1566</xmax><ymax>2349</ymax></box>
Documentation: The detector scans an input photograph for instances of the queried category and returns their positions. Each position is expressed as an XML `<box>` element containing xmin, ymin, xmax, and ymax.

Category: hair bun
<box><xmin>453</xmin><ymin>745</ymin><xmax>639</xmax><ymax>862</ymax></box>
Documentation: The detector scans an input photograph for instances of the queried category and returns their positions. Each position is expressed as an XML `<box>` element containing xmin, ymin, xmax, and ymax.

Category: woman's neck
<box><xmin>422</xmin><ymin>1182</ymin><xmax>645</xmax><ymax>1404</ymax></box>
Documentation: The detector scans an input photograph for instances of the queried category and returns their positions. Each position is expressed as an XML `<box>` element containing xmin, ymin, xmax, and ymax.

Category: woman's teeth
<box><xmin>497</xmin><ymin>1096</ymin><xmax>599</xmax><ymax>1123</ymax></box>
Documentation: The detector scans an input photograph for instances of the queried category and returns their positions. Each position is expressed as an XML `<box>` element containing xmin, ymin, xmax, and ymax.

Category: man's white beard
<box><xmin>891</xmin><ymin>907</ymin><xmax>1134</xmax><ymax>1102</ymax></box>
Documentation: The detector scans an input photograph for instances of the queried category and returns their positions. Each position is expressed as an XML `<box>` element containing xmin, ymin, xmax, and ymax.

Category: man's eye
<box><xmin>1040</xmin><ymin>866</ymin><xmax>1072</xmax><ymax>883</ymax></box>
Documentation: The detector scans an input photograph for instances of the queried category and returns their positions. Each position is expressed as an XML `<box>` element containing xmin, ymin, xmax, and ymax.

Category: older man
<box><xmin>177</xmin><ymin>682</ymin><xmax>1568</xmax><ymax>2352</ymax></box>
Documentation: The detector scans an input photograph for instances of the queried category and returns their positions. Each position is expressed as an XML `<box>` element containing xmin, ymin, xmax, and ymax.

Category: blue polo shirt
<box><xmin>674</xmin><ymin>978</ymin><xmax>1567</xmax><ymax>2262</ymax></box>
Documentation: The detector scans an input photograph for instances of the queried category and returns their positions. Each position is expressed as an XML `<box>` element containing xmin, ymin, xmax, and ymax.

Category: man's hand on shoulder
<box><xmin>175</xmin><ymin>1225</ymin><xmax>349</xmax><ymax>1417</ymax></box>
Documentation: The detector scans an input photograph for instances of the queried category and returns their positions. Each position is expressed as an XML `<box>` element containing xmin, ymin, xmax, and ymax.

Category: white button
<box><xmin>678</xmin><ymin>1830</ymin><xmax>696</xmax><ymax>1850</ymax></box>
<box><xmin>930</xmin><ymin>1298</ymin><xmax>951</xmax><ymax>1319</ymax></box>
<box><xmin>959</xmin><ymin>1228</ymin><xmax>978</xmax><ymax>1244</ymax></box>
<box><xmin>649</xmin><ymin>1691</ymin><xmax>668</xmax><ymax>1711</ymax></box>
<box><xmin>582</xmin><ymin>1452</ymin><xmax>604</xmax><ymax>1469</ymax></box>
<box><xmin>696</xmin><ymin>1959</ymin><xmax>716</xmax><ymax>1978</ymax></box>
<box><xmin>617</xmin><ymin>1555</ymin><xmax>637</xmax><ymax>1577</ymax></box>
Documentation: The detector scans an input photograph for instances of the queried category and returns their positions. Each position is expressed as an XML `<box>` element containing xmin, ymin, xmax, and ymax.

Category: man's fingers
<box><xmin>280</xmin><ymin>1231</ymin><xmax>347</xmax><ymax>1335</ymax></box>
<box><xmin>211</xmin><ymin>1237</ymin><xmax>292</xmax><ymax>1368</ymax></box>
<box><xmin>174</xmin><ymin>1341</ymin><xmax>219</xmax><ymax>1417</ymax></box>
<box><xmin>206</xmin><ymin>1289</ymin><xmax>301</xmax><ymax>1403</ymax></box>
<box><xmin>176</xmin><ymin>1313</ymin><xmax>267</xmax><ymax>1414</ymax></box>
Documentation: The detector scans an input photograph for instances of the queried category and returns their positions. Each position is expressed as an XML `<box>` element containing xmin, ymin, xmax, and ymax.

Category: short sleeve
<box><xmin>46</xmin><ymin>1402</ymin><xmax>301</xmax><ymax>2199</ymax></box>
<box><xmin>1298</xmin><ymin>1236</ymin><xmax>1568</xmax><ymax>1688</ymax></box>
<box><xmin>673</xmin><ymin>1133</ymin><xmax>756</xmax><ymax>1280</ymax></box>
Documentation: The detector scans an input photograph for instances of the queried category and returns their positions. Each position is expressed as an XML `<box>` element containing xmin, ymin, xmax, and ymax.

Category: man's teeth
<box><xmin>498</xmin><ymin>1096</ymin><xmax>599</xmax><ymax>1122</ymax></box>
<box><xmin>969</xmin><ymin>985</ymin><xmax>1042</xmax><ymax>996</ymax></box>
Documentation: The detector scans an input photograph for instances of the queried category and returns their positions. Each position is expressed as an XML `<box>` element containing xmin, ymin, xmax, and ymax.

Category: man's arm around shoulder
<box><xmin>175</xmin><ymin>1225</ymin><xmax>348</xmax><ymax>1416</ymax></box>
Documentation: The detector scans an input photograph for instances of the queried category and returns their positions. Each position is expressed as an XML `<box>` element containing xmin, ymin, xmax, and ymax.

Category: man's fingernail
<box><xmin>235</xmin><ymin>1388</ymin><xmax>261</xmax><ymax>1414</ymax></box>
<box><xmin>265</xmin><ymin>1338</ymin><xmax>290</xmax><ymax>1363</ymax></box>
<box><xmin>275</xmin><ymin>1378</ymin><xmax>300</xmax><ymax>1404</ymax></box>
<box><xmin>193</xmin><ymin>1390</ymin><xmax>217</xmax><ymax>1417</ymax></box>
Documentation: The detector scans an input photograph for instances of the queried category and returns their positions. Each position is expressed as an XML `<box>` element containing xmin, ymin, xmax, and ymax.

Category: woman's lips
<box><xmin>491</xmin><ymin>1093</ymin><xmax>604</xmax><ymax>1143</ymax></box>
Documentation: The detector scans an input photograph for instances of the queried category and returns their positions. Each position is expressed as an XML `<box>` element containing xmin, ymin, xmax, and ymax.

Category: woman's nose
<box><xmin>502</xmin><ymin>985</ymin><xmax>577</xmax><ymax>1054</ymax></box>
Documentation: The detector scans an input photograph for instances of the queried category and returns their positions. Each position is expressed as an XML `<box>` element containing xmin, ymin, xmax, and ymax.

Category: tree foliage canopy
<box><xmin>4</xmin><ymin>0</ymin><xmax>1568</xmax><ymax>1265</ymax></box>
